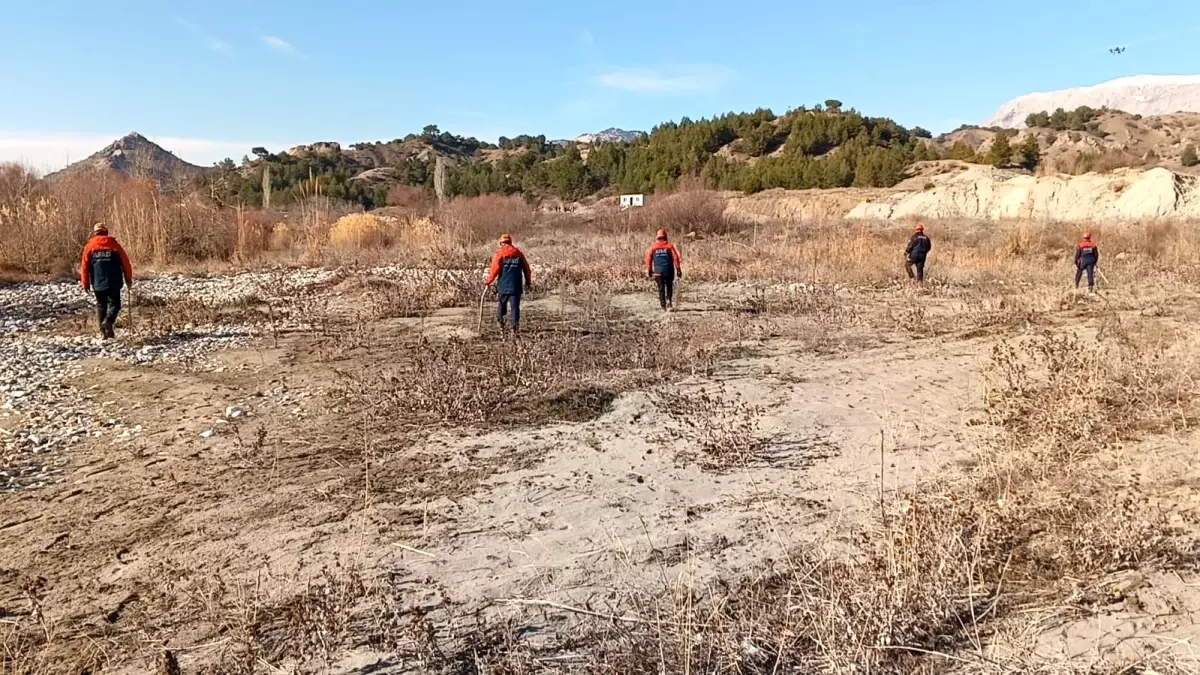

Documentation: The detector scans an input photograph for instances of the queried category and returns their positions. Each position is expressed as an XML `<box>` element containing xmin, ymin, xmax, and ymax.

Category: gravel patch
<box><xmin>0</xmin><ymin>265</ymin><xmax>502</xmax><ymax>492</ymax></box>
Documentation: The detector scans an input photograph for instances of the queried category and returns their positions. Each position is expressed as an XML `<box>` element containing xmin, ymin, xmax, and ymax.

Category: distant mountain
<box><xmin>984</xmin><ymin>74</ymin><xmax>1200</xmax><ymax>128</ymax></box>
<box><xmin>574</xmin><ymin>128</ymin><xmax>646</xmax><ymax>144</ymax></box>
<box><xmin>47</xmin><ymin>132</ymin><xmax>207</xmax><ymax>186</ymax></box>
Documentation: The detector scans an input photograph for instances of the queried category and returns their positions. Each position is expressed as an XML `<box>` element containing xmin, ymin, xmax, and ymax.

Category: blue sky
<box><xmin>2</xmin><ymin>0</ymin><xmax>1199</xmax><ymax>171</ymax></box>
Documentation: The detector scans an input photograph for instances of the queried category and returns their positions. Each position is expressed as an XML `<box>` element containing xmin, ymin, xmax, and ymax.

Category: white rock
<box><xmin>225</xmin><ymin>406</ymin><xmax>244</xmax><ymax>419</ymax></box>
<box><xmin>200</xmin><ymin>429</ymin><xmax>215</xmax><ymax>439</ymax></box>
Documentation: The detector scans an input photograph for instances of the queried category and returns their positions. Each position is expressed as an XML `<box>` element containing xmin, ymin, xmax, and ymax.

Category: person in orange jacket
<box><xmin>645</xmin><ymin>228</ymin><xmax>682</xmax><ymax>310</ymax></box>
<box><xmin>484</xmin><ymin>233</ymin><xmax>532</xmax><ymax>333</ymax></box>
<box><xmin>904</xmin><ymin>222</ymin><xmax>932</xmax><ymax>283</ymax></box>
<box><xmin>1075</xmin><ymin>229</ymin><xmax>1099</xmax><ymax>292</ymax></box>
<box><xmin>80</xmin><ymin>222</ymin><xmax>133</xmax><ymax>339</ymax></box>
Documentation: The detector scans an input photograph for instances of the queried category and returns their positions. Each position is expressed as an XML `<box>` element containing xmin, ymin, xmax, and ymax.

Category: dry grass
<box><xmin>9</xmin><ymin>161</ymin><xmax>1199</xmax><ymax>295</ymax></box>
<box><xmin>427</xmin><ymin>314</ymin><xmax>1200</xmax><ymax>674</ymax></box>
<box><xmin>385</xmin><ymin>184</ymin><xmax>433</xmax><ymax>213</ymax></box>
<box><xmin>591</xmin><ymin>189</ymin><xmax>731</xmax><ymax>237</ymax></box>
<box><xmin>436</xmin><ymin>193</ymin><xmax>535</xmax><ymax>248</ymax></box>
<box><xmin>328</xmin><ymin>212</ymin><xmax>391</xmax><ymax>250</ymax></box>
<box><xmin>10</xmin><ymin>173</ymin><xmax>1200</xmax><ymax>672</ymax></box>
<box><xmin>330</xmin><ymin>309</ymin><xmax>749</xmax><ymax>435</ymax></box>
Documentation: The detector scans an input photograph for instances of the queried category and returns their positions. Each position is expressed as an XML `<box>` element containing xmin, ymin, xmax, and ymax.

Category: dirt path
<box><xmin>9</xmin><ymin>278</ymin><xmax>1199</xmax><ymax>672</ymax></box>
<box><xmin>0</xmin><ymin>281</ymin><xmax>1000</xmax><ymax>670</ymax></box>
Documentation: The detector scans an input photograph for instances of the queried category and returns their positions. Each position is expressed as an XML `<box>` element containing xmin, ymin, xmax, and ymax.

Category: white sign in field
<box><xmin>619</xmin><ymin>194</ymin><xmax>644</xmax><ymax>209</ymax></box>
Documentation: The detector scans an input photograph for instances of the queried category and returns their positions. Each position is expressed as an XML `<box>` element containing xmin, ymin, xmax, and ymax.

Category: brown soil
<box><xmin>5</xmin><ymin>278</ymin><xmax>1200</xmax><ymax>673</ymax></box>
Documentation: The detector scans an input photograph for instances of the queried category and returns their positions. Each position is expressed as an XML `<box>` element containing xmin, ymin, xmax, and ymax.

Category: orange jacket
<box><xmin>1075</xmin><ymin>239</ymin><xmax>1099</xmax><ymax>267</ymax></box>
<box><xmin>485</xmin><ymin>244</ymin><xmax>531</xmax><ymax>293</ymax></box>
<box><xmin>645</xmin><ymin>240</ymin><xmax>681</xmax><ymax>276</ymax></box>
<box><xmin>81</xmin><ymin>235</ymin><xmax>133</xmax><ymax>291</ymax></box>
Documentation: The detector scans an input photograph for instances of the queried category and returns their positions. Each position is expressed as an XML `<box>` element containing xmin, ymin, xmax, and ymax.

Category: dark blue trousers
<box><xmin>497</xmin><ymin>293</ymin><xmax>521</xmax><ymax>328</ymax></box>
<box><xmin>94</xmin><ymin>290</ymin><xmax>121</xmax><ymax>328</ymax></box>
<box><xmin>1075</xmin><ymin>263</ymin><xmax>1095</xmax><ymax>289</ymax></box>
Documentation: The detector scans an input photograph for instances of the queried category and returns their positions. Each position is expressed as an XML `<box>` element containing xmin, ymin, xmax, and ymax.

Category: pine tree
<box><xmin>987</xmin><ymin>134</ymin><xmax>1013</xmax><ymax>167</ymax></box>
<box><xmin>1018</xmin><ymin>135</ymin><xmax>1041</xmax><ymax>171</ymax></box>
<box><xmin>945</xmin><ymin>141</ymin><xmax>977</xmax><ymax>162</ymax></box>
<box><xmin>1183</xmin><ymin>145</ymin><xmax>1199</xmax><ymax>167</ymax></box>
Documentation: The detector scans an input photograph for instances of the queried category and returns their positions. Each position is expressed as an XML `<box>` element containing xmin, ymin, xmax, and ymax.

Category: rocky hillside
<box><xmin>60</xmin><ymin>92</ymin><xmax>1200</xmax><ymax>211</ymax></box>
<box><xmin>46</xmin><ymin>132</ymin><xmax>207</xmax><ymax>187</ymax></box>
<box><xmin>984</xmin><ymin>75</ymin><xmax>1200</xmax><ymax>128</ymax></box>
<box><xmin>939</xmin><ymin>109</ymin><xmax>1200</xmax><ymax>175</ymax></box>
<box><xmin>575</xmin><ymin>128</ymin><xmax>645</xmax><ymax>144</ymax></box>
<box><xmin>725</xmin><ymin>160</ymin><xmax>1200</xmax><ymax>223</ymax></box>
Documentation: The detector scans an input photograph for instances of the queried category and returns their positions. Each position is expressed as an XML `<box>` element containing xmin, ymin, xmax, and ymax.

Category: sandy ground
<box><xmin>4</xmin><ymin>277</ymin><xmax>1200</xmax><ymax>673</ymax></box>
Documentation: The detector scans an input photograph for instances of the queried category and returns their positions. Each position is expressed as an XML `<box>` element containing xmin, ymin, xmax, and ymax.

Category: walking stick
<box><xmin>477</xmin><ymin>285</ymin><xmax>488</xmax><ymax>336</ymax></box>
<box><xmin>128</xmin><ymin>287</ymin><xmax>136</xmax><ymax>333</ymax></box>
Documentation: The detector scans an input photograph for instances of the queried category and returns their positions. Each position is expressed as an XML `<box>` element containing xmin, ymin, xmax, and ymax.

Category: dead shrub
<box><xmin>333</xmin><ymin>314</ymin><xmax>749</xmax><ymax>433</ymax></box>
<box><xmin>654</xmin><ymin>386</ymin><xmax>838</xmax><ymax>472</ymax></box>
<box><xmin>736</xmin><ymin>283</ymin><xmax>847</xmax><ymax>318</ymax></box>
<box><xmin>0</xmin><ymin>186</ymin><xmax>65</xmax><ymax>274</ymax></box>
<box><xmin>448</xmin><ymin>320</ymin><xmax>1200</xmax><ymax>673</ymax></box>
<box><xmin>328</xmin><ymin>212</ymin><xmax>391</xmax><ymax>250</ymax></box>
<box><xmin>295</xmin><ymin>195</ymin><xmax>355</xmax><ymax>264</ymax></box>
<box><xmin>233</xmin><ymin>207</ymin><xmax>276</xmax><ymax>262</ymax></box>
<box><xmin>395</xmin><ymin>215</ymin><xmax>443</xmax><ymax>249</ymax></box>
<box><xmin>270</xmin><ymin>222</ymin><xmax>296</xmax><ymax>252</ymax></box>
<box><xmin>436</xmin><ymin>194</ymin><xmax>534</xmax><ymax>247</ymax></box>
<box><xmin>363</xmin><ymin>273</ymin><xmax>478</xmax><ymax>318</ymax></box>
<box><xmin>385</xmin><ymin>185</ymin><xmax>432</xmax><ymax>214</ymax></box>
<box><xmin>593</xmin><ymin>189</ymin><xmax>732</xmax><ymax>237</ymax></box>
<box><xmin>985</xmin><ymin>324</ymin><xmax>1199</xmax><ymax>463</ymax></box>
<box><xmin>641</xmin><ymin>190</ymin><xmax>731</xmax><ymax>236</ymax></box>
<box><xmin>1072</xmin><ymin>149</ymin><xmax>1141</xmax><ymax>175</ymax></box>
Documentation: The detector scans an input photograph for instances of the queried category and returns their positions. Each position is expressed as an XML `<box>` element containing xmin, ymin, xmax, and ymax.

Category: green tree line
<box><xmin>201</xmin><ymin>103</ymin><xmax>1016</xmax><ymax>207</ymax></box>
<box><xmin>1024</xmin><ymin>106</ymin><xmax>1107</xmax><ymax>131</ymax></box>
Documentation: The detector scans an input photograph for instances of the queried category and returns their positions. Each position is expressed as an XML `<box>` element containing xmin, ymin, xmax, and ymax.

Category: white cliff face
<box><xmin>844</xmin><ymin>165</ymin><xmax>1200</xmax><ymax>222</ymax></box>
<box><xmin>984</xmin><ymin>75</ymin><xmax>1200</xmax><ymax>128</ymax></box>
<box><xmin>725</xmin><ymin>161</ymin><xmax>1200</xmax><ymax>224</ymax></box>
<box><xmin>574</xmin><ymin>128</ymin><xmax>646</xmax><ymax>144</ymax></box>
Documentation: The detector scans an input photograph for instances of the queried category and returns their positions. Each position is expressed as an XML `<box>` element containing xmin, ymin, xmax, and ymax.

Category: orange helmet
<box><xmin>914</xmin><ymin>223</ymin><xmax>925</xmax><ymax>232</ymax></box>
<box><xmin>1082</xmin><ymin>229</ymin><xmax>1092</xmax><ymax>240</ymax></box>
<box><xmin>499</xmin><ymin>233</ymin><xmax>512</xmax><ymax>245</ymax></box>
<box><xmin>655</xmin><ymin>228</ymin><xmax>667</xmax><ymax>240</ymax></box>
<box><xmin>93</xmin><ymin>222</ymin><xmax>108</xmax><ymax>234</ymax></box>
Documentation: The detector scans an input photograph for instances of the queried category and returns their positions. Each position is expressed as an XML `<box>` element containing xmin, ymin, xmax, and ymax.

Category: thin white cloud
<box><xmin>175</xmin><ymin>18</ymin><xmax>234</xmax><ymax>56</ymax></box>
<box><xmin>560</xmin><ymin>96</ymin><xmax>604</xmax><ymax>119</ymax></box>
<box><xmin>207</xmin><ymin>39</ymin><xmax>234</xmax><ymax>56</ymax></box>
<box><xmin>594</xmin><ymin>65</ymin><xmax>735</xmax><ymax>94</ymax></box>
<box><xmin>0</xmin><ymin>133</ymin><xmax>292</xmax><ymax>174</ymax></box>
<box><xmin>262</xmin><ymin>35</ymin><xmax>298</xmax><ymax>55</ymax></box>
<box><xmin>579</xmin><ymin>30</ymin><xmax>599</xmax><ymax>66</ymax></box>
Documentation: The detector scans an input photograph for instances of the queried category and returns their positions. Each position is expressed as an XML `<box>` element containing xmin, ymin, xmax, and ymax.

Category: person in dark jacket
<box><xmin>484</xmin><ymin>233</ymin><xmax>532</xmax><ymax>334</ymax></box>
<box><xmin>645</xmin><ymin>228</ymin><xmax>682</xmax><ymax>310</ymax></box>
<box><xmin>904</xmin><ymin>222</ymin><xmax>932</xmax><ymax>282</ymax></box>
<box><xmin>1075</xmin><ymin>229</ymin><xmax>1099</xmax><ymax>292</ymax></box>
<box><xmin>80</xmin><ymin>222</ymin><xmax>133</xmax><ymax>339</ymax></box>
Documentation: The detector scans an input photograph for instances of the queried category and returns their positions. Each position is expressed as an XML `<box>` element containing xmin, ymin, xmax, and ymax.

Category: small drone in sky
<box><xmin>1109</xmin><ymin>46</ymin><xmax>1127</xmax><ymax>54</ymax></box>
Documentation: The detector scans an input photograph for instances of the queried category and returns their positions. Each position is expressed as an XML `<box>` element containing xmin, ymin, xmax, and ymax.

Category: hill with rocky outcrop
<box><xmin>725</xmin><ymin>160</ymin><xmax>1200</xmax><ymax>224</ymax></box>
<box><xmin>55</xmin><ymin>92</ymin><xmax>1200</xmax><ymax>212</ymax></box>
<box><xmin>575</xmin><ymin>128</ymin><xmax>645</xmax><ymax>144</ymax></box>
<box><xmin>46</xmin><ymin>132</ymin><xmax>207</xmax><ymax>187</ymax></box>
<box><xmin>938</xmin><ymin>109</ymin><xmax>1200</xmax><ymax>175</ymax></box>
<box><xmin>984</xmin><ymin>75</ymin><xmax>1200</xmax><ymax>128</ymax></box>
